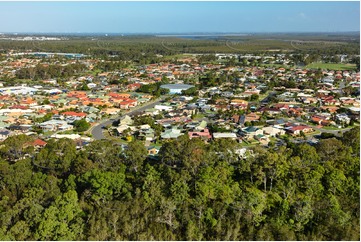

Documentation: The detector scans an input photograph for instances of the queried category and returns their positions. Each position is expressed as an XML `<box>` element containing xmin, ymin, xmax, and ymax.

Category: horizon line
<box><xmin>1</xmin><ymin>31</ymin><xmax>360</xmax><ymax>35</ymax></box>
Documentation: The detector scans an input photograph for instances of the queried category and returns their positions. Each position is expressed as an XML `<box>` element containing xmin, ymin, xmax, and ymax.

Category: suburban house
<box><xmin>0</xmin><ymin>128</ymin><xmax>12</xmax><ymax>141</ymax></box>
<box><xmin>311</xmin><ymin>114</ymin><xmax>331</xmax><ymax>126</ymax></box>
<box><xmin>39</xmin><ymin>120</ymin><xmax>73</xmax><ymax>132</ymax></box>
<box><xmin>230</xmin><ymin>99</ymin><xmax>248</xmax><ymax>109</ymax></box>
<box><xmin>239</xmin><ymin>126</ymin><xmax>263</xmax><ymax>140</ymax></box>
<box><xmin>118</xmin><ymin>99</ymin><xmax>138</xmax><ymax>109</ymax></box>
<box><xmin>29</xmin><ymin>138</ymin><xmax>47</xmax><ymax>149</ymax></box>
<box><xmin>115</xmin><ymin>125</ymin><xmax>136</xmax><ymax>136</ymax></box>
<box><xmin>147</xmin><ymin>145</ymin><xmax>161</xmax><ymax>156</ymax></box>
<box><xmin>285</xmin><ymin>125</ymin><xmax>313</xmax><ymax>136</ymax></box>
<box><xmin>119</xmin><ymin>115</ymin><xmax>133</xmax><ymax>126</ymax></box>
<box><xmin>335</xmin><ymin>113</ymin><xmax>351</xmax><ymax>124</ymax></box>
<box><xmin>62</xmin><ymin>111</ymin><xmax>87</xmax><ymax>119</ymax></box>
<box><xmin>245</xmin><ymin>113</ymin><xmax>261</xmax><ymax>123</ymax></box>
<box><xmin>188</xmin><ymin>128</ymin><xmax>212</xmax><ymax>141</ymax></box>
<box><xmin>154</xmin><ymin>104</ymin><xmax>173</xmax><ymax>111</ymax></box>
<box><xmin>262</xmin><ymin>126</ymin><xmax>286</xmax><ymax>137</ymax></box>
<box><xmin>254</xmin><ymin>134</ymin><xmax>270</xmax><ymax>144</ymax></box>
<box><xmin>161</xmin><ymin>128</ymin><xmax>183</xmax><ymax>139</ymax></box>
<box><xmin>259</xmin><ymin>107</ymin><xmax>282</xmax><ymax>116</ymax></box>
<box><xmin>137</xmin><ymin>124</ymin><xmax>156</xmax><ymax>142</ymax></box>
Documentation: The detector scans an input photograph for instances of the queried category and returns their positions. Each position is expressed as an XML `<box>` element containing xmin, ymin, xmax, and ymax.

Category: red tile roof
<box><xmin>62</xmin><ymin>111</ymin><xmax>87</xmax><ymax>117</ymax></box>
<box><xmin>32</xmin><ymin>139</ymin><xmax>47</xmax><ymax>147</ymax></box>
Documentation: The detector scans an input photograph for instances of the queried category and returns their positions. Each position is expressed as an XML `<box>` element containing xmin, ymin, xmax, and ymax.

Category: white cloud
<box><xmin>298</xmin><ymin>12</ymin><xmax>307</xmax><ymax>19</ymax></box>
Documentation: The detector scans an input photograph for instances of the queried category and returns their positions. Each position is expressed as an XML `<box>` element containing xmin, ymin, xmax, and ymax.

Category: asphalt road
<box><xmin>261</xmin><ymin>91</ymin><xmax>277</xmax><ymax>104</ymax></box>
<box><xmin>91</xmin><ymin>98</ymin><xmax>163</xmax><ymax>140</ymax></box>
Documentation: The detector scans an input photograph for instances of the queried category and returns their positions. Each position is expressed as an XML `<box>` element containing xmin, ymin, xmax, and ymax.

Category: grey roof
<box><xmin>243</xmin><ymin>126</ymin><xmax>259</xmax><ymax>133</ymax></box>
<box><xmin>160</xmin><ymin>84</ymin><xmax>195</xmax><ymax>90</ymax></box>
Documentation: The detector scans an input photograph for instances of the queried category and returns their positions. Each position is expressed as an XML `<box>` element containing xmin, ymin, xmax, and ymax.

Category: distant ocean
<box><xmin>155</xmin><ymin>34</ymin><xmax>250</xmax><ymax>40</ymax></box>
<box><xmin>1</xmin><ymin>32</ymin><xmax>250</xmax><ymax>39</ymax></box>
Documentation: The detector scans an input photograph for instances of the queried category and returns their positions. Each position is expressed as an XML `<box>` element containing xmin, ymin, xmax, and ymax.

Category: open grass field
<box><xmin>305</xmin><ymin>62</ymin><xmax>357</xmax><ymax>71</ymax></box>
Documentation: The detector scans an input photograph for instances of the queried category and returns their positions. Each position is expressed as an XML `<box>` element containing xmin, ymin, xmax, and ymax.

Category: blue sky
<box><xmin>0</xmin><ymin>1</ymin><xmax>359</xmax><ymax>33</ymax></box>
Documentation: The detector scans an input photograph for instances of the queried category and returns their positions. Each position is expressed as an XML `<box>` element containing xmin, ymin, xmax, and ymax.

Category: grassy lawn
<box><xmin>241</xmin><ymin>139</ymin><xmax>260</xmax><ymax>147</ymax></box>
<box><xmin>258</xmin><ymin>92</ymin><xmax>269</xmax><ymax>101</ymax></box>
<box><xmin>14</xmin><ymin>79</ymin><xmax>33</xmax><ymax>82</ymax></box>
<box><xmin>192</xmin><ymin>113</ymin><xmax>205</xmax><ymax>119</ymax></box>
<box><xmin>269</xmin><ymin>137</ymin><xmax>278</xmax><ymax>142</ymax></box>
<box><xmin>43</xmin><ymin>131</ymin><xmax>56</xmax><ymax>136</ymax></box>
<box><xmin>322</xmin><ymin>126</ymin><xmax>341</xmax><ymax>130</ymax></box>
<box><xmin>306</xmin><ymin>122</ymin><xmax>318</xmax><ymax>127</ymax></box>
<box><xmin>306</xmin><ymin>62</ymin><xmax>357</xmax><ymax>71</ymax></box>
<box><xmin>240</xmin><ymin>142</ymin><xmax>253</xmax><ymax>147</ymax></box>
<box><xmin>204</xmin><ymin>111</ymin><xmax>217</xmax><ymax>115</ymax></box>
<box><xmin>306</xmin><ymin>130</ymin><xmax>321</xmax><ymax>136</ymax></box>
<box><xmin>152</xmin><ymin>140</ymin><xmax>165</xmax><ymax>146</ymax></box>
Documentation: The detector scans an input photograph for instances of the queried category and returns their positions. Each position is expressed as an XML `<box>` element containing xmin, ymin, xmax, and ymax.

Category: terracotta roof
<box><xmin>32</xmin><ymin>139</ymin><xmax>47</xmax><ymax>147</ymax></box>
<box><xmin>62</xmin><ymin>111</ymin><xmax>87</xmax><ymax>117</ymax></box>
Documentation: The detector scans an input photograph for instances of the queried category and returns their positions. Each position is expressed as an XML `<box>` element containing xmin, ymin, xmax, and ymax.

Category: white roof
<box><xmin>51</xmin><ymin>134</ymin><xmax>81</xmax><ymax>140</ymax></box>
<box><xmin>339</xmin><ymin>97</ymin><xmax>354</xmax><ymax>100</ymax></box>
<box><xmin>41</xmin><ymin>120</ymin><xmax>67</xmax><ymax>125</ymax></box>
<box><xmin>116</xmin><ymin>125</ymin><xmax>136</xmax><ymax>133</ymax></box>
<box><xmin>0</xmin><ymin>109</ymin><xmax>34</xmax><ymax>114</ymax></box>
<box><xmin>262</xmin><ymin>126</ymin><xmax>282</xmax><ymax>131</ymax></box>
<box><xmin>273</xmin><ymin>125</ymin><xmax>284</xmax><ymax>129</ymax></box>
<box><xmin>297</xmin><ymin>93</ymin><xmax>312</xmax><ymax>97</ymax></box>
<box><xmin>348</xmin><ymin>107</ymin><xmax>360</xmax><ymax>112</ymax></box>
<box><xmin>139</xmin><ymin>124</ymin><xmax>151</xmax><ymax>130</ymax></box>
<box><xmin>154</xmin><ymin>105</ymin><xmax>173</xmax><ymax>110</ymax></box>
<box><xmin>213</xmin><ymin>133</ymin><xmax>237</xmax><ymax>139</ymax></box>
<box><xmin>44</xmin><ymin>89</ymin><xmax>62</xmax><ymax>94</ymax></box>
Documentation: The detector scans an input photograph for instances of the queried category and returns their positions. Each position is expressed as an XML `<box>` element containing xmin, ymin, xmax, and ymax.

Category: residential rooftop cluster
<box><xmin>0</xmin><ymin>51</ymin><xmax>359</xmax><ymax>156</ymax></box>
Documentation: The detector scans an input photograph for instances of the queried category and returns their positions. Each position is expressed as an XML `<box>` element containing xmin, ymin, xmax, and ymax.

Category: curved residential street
<box><xmin>91</xmin><ymin>98</ymin><xmax>164</xmax><ymax>140</ymax></box>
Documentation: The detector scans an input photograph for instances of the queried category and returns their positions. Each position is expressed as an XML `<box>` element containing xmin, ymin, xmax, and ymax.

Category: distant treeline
<box><xmin>0</xmin><ymin>34</ymin><xmax>359</xmax><ymax>58</ymax></box>
<box><xmin>15</xmin><ymin>63</ymin><xmax>87</xmax><ymax>80</ymax></box>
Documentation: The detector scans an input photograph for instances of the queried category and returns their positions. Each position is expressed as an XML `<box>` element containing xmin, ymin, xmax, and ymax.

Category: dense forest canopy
<box><xmin>0</xmin><ymin>127</ymin><xmax>359</xmax><ymax>240</ymax></box>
